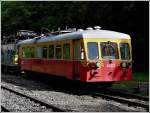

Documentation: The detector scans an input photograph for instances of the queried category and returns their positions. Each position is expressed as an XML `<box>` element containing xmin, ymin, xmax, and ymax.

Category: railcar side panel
<box><xmin>20</xmin><ymin>59</ymin><xmax>74</xmax><ymax>79</ymax></box>
<box><xmin>19</xmin><ymin>40</ymin><xmax>74</xmax><ymax>79</ymax></box>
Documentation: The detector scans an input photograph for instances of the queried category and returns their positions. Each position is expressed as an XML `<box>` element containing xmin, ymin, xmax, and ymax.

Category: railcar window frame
<box><xmin>30</xmin><ymin>47</ymin><xmax>35</xmax><ymax>58</ymax></box>
<box><xmin>55</xmin><ymin>45</ymin><xmax>62</xmax><ymax>59</ymax></box>
<box><xmin>42</xmin><ymin>46</ymin><xmax>48</xmax><ymax>59</ymax></box>
<box><xmin>22</xmin><ymin>47</ymin><xmax>29</xmax><ymax>58</ymax></box>
<box><xmin>100</xmin><ymin>42</ymin><xmax>119</xmax><ymax>60</ymax></box>
<box><xmin>119</xmin><ymin>43</ymin><xmax>130</xmax><ymax>60</ymax></box>
<box><xmin>22</xmin><ymin>47</ymin><xmax>35</xmax><ymax>58</ymax></box>
<box><xmin>22</xmin><ymin>47</ymin><xmax>26</xmax><ymax>58</ymax></box>
<box><xmin>48</xmin><ymin>45</ymin><xmax>54</xmax><ymax>59</ymax></box>
<box><xmin>63</xmin><ymin>43</ymin><xmax>70</xmax><ymax>60</ymax></box>
<box><xmin>87</xmin><ymin>42</ymin><xmax>99</xmax><ymax>60</ymax></box>
<box><xmin>22</xmin><ymin>47</ymin><xmax>25</xmax><ymax>58</ymax></box>
<box><xmin>19</xmin><ymin>47</ymin><xmax>22</xmax><ymax>58</ymax></box>
<box><xmin>36</xmin><ymin>46</ymin><xmax>42</xmax><ymax>59</ymax></box>
<box><xmin>74</xmin><ymin>42</ymin><xmax>80</xmax><ymax>60</ymax></box>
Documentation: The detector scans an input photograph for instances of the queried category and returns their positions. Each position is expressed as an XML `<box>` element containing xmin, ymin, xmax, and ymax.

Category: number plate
<box><xmin>106</xmin><ymin>64</ymin><xmax>116</xmax><ymax>68</ymax></box>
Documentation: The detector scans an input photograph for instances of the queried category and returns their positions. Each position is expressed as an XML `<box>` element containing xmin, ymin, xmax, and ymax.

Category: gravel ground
<box><xmin>2</xmin><ymin>89</ymin><xmax>53</xmax><ymax>112</ymax></box>
<box><xmin>1</xmin><ymin>73</ymin><xmax>147</xmax><ymax>112</ymax></box>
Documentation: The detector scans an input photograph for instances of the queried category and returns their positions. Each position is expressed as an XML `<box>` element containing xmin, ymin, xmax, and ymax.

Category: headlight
<box><xmin>88</xmin><ymin>61</ymin><xmax>100</xmax><ymax>68</ymax></box>
<box><xmin>121</xmin><ymin>62</ymin><xmax>128</xmax><ymax>68</ymax></box>
<box><xmin>122</xmin><ymin>62</ymin><xmax>126</xmax><ymax>67</ymax></box>
<box><xmin>96</xmin><ymin>62</ymin><xmax>100</xmax><ymax>68</ymax></box>
<box><xmin>14</xmin><ymin>55</ymin><xmax>18</xmax><ymax>64</ymax></box>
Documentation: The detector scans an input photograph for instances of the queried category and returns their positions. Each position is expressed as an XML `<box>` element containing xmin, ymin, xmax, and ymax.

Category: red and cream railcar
<box><xmin>17</xmin><ymin>28</ymin><xmax>132</xmax><ymax>82</ymax></box>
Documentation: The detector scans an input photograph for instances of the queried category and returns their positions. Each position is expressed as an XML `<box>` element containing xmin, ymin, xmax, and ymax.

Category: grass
<box><xmin>112</xmin><ymin>72</ymin><xmax>149</xmax><ymax>96</ymax></box>
<box><xmin>132</xmin><ymin>72</ymin><xmax>149</xmax><ymax>82</ymax></box>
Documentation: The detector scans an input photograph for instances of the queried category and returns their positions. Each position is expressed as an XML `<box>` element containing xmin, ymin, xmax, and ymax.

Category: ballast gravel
<box><xmin>2</xmin><ymin>89</ymin><xmax>53</xmax><ymax>112</ymax></box>
<box><xmin>1</xmin><ymin>73</ymin><xmax>147</xmax><ymax>112</ymax></box>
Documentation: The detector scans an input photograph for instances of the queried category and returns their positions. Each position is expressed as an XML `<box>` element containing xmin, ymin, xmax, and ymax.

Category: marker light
<box><xmin>96</xmin><ymin>62</ymin><xmax>100</xmax><ymax>68</ymax></box>
<box><xmin>121</xmin><ymin>62</ymin><xmax>128</xmax><ymax>68</ymax></box>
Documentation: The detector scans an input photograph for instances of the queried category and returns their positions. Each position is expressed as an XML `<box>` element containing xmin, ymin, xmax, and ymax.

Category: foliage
<box><xmin>132</xmin><ymin>72</ymin><xmax>149</xmax><ymax>82</ymax></box>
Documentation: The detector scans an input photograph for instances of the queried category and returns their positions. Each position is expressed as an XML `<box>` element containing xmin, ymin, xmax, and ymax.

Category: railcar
<box><xmin>17</xmin><ymin>26</ymin><xmax>132</xmax><ymax>83</ymax></box>
<box><xmin>1</xmin><ymin>43</ymin><xmax>19</xmax><ymax>73</ymax></box>
<box><xmin>1</xmin><ymin>30</ymin><xmax>37</xmax><ymax>73</ymax></box>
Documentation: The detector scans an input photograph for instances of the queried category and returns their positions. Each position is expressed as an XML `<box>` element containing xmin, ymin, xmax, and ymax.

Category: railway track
<box><xmin>1</xmin><ymin>85</ymin><xmax>67</xmax><ymax>112</ymax></box>
<box><xmin>1</xmin><ymin>73</ymin><xmax>149</xmax><ymax>112</ymax></box>
<box><xmin>91</xmin><ymin>90</ymin><xmax>149</xmax><ymax>111</ymax></box>
<box><xmin>106</xmin><ymin>88</ymin><xmax>149</xmax><ymax>101</ymax></box>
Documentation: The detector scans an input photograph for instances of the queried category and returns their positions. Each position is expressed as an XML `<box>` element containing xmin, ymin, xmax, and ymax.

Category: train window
<box><xmin>55</xmin><ymin>45</ymin><xmax>62</xmax><ymax>59</ymax></box>
<box><xmin>18</xmin><ymin>47</ymin><xmax>21</xmax><ymax>58</ymax></box>
<box><xmin>36</xmin><ymin>47</ymin><xmax>41</xmax><ymax>58</ymax></box>
<box><xmin>23</xmin><ymin>48</ymin><xmax>30</xmax><ymax>58</ymax></box>
<box><xmin>30</xmin><ymin>47</ymin><xmax>35</xmax><ymax>58</ymax></box>
<box><xmin>87</xmin><ymin>42</ymin><xmax>99</xmax><ymax>60</ymax></box>
<box><xmin>22</xmin><ymin>48</ymin><xmax>25</xmax><ymax>58</ymax></box>
<box><xmin>120</xmin><ymin>43</ymin><xmax>130</xmax><ymax>60</ymax></box>
<box><xmin>49</xmin><ymin>45</ymin><xmax>54</xmax><ymax>59</ymax></box>
<box><xmin>101</xmin><ymin>42</ymin><xmax>119</xmax><ymax>59</ymax></box>
<box><xmin>63</xmin><ymin>44</ymin><xmax>70</xmax><ymax>60</ymax></box>
<box><xmin>42</xmin><ymin>47</ymin><xmax>48</xmax><ymax>58</ymax></box>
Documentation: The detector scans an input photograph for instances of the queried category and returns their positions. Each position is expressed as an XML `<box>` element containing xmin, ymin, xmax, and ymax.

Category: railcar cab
<box><xmin>79</xmin><ymin>28</ymin><xmax>132</xmax><ymax>82</ymax></box>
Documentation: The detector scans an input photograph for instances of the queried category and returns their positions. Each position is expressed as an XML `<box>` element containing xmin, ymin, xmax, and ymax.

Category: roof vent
<box><xmin>86</xmin><ymin>27</ymin><xmax>93</xmax><ymax>30</ymax></box>
<box><xmin>94</xmin><ymin>26</ymin><xmax>101</xmax><ymax>30</ymax></box>
<box><xmin>77</xmin><ymin>29</ymin><xmax>84</xmax><ymax>31</ymax></box>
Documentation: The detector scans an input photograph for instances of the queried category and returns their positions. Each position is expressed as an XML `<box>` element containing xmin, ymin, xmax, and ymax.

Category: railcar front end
<box><xmin>78</xmin><ymin>38</ymin><xmax>132</xmax><ymax>82</ymax></box>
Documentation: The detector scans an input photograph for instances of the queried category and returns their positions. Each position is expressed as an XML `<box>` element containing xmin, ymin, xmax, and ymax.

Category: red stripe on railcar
<box><xmin>20</xmin><ymin>59</ymin><xmax>132</xmax><ymax>82</ymax></box>
<box><xmin>20</xmin><ymin>58</ymin><xmax>74</xmax><ymax>79</ymax></box>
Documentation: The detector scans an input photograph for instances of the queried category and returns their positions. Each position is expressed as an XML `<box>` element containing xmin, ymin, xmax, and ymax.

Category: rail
<box><xmin>92</xmin><ymin>92</ymin><xmax>149</xmax><ymax>111</ymax></box>
<box><xmin>106</xmin><ymin>88</ymin><xmax>149</xmax><ymax>101</ymax></box>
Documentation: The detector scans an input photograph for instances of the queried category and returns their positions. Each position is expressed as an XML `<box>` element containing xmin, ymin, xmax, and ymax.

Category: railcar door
<box><xmin>73</xmin><ymin>39</ymin><xmax>80</xmax><ymax>78</ymax></box>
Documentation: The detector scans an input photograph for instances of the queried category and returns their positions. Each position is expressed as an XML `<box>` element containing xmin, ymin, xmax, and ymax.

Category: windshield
<box><xmin>87</xmin><ymin>42</ymin><xmax>99</xmax><ymax>60</ymax></box>
<box><xmin>120</xmin><ymin>43</ymin><xmax>130</xmax><ymax>60</ymax></box>
<box><xmin>101</xmin><ymin>42</ymin><xmax>119</xmax><ymax>59</ymax></box>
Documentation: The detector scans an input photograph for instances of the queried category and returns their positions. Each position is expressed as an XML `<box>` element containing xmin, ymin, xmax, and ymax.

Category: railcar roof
<box><xmin>17</xmin><ymin>29</ymin><xmax>131</xmax><ymax>46</ymax></box>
